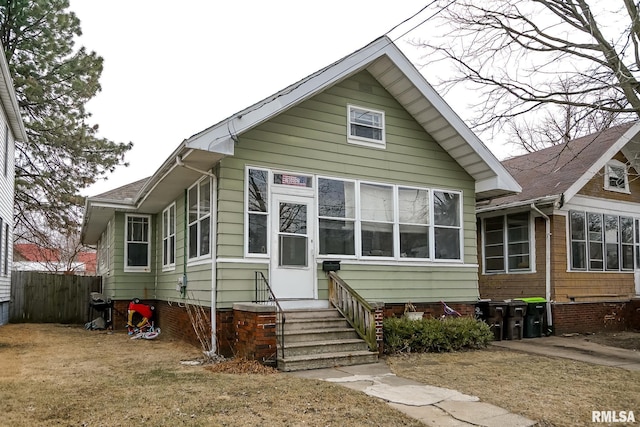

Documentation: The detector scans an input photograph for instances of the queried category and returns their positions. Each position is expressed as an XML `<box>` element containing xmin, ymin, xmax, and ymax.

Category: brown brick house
<box><xmin>477</xmin><ymin>122</ymin><xmax>640</xmax><ymax>334</ymax></box>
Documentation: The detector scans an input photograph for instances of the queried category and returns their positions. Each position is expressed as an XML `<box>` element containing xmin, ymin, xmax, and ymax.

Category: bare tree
<box><xmin>413</xmin><ymin>0</ymin><xmax>640</xmax><ymax>149</ymax></box>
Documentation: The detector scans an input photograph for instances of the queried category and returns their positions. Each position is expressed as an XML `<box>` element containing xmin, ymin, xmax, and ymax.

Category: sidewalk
<box><xmin>289</xmin><ymin>361</ymin><xmax>536</xmax><ymax>427</ymax></box>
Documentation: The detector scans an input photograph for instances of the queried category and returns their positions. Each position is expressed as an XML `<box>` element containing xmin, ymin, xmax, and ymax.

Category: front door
<box><xmin>270</xmin><ymin>193</ymin><xmax>315</xmax><ymax>299</ymax></box>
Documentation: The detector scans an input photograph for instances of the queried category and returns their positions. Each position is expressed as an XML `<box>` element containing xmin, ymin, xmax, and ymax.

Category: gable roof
<box><xmin>478</xmin><ymin>121</ymin><xmax>640</xmax><ymax>212</ymax></box>
<box><xmin>82</xmin><ymin>36</ymin><xmax>520</xmax><ymax>244</ymax></box>
<box><xmin>184</xmin><ymin>36</ymin><xmax>520</xmax><ymax>201</ymax></box>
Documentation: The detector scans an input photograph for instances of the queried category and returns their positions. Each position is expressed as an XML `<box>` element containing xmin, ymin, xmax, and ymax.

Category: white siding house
<box><xmin>0</xmin><ymin>43</ymin><xmax>27</xmax><ymax>325</ymax></box>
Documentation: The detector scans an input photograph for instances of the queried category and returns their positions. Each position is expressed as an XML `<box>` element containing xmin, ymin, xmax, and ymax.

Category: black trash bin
<box><xmin>517</xmin><ymin>297</ymin><xmax>546</xmax><ymax>338</ymax></box>
<box><xmin>504</xmin><ymin>300</ymin><xmax>527</xmax><ymax>340</ymax></box>
<box><xmin>476</xmin><ymin>300</ymin><xmax>507</xmax><ymax>341</ymax></box>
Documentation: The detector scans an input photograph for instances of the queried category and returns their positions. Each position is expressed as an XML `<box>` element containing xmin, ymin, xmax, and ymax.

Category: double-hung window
<box><xmin>188</xmin><ymin>178</ymin><xmax>211</xmax><ymax>260</ymax></box>
<box><xmin>360</xmin><ymin>183</ymin><xmax>394</xmax><ymax>257</ymax></box>
<box><xmin>125</xmin><ymin>215</ymin><xmax>150</xmax><ymax>271</ymax></box>
<box><xmin>247</xmin><ymin>168</ymin><xmax>269</xmax><ymax>255</ymax></box>
<box><xmin>399</xmin><ymin>187</ymin><xmax>429</xmax><ymax>258</ymax></box>
<box><xmin>162</xmin><ymin>204</ymin><xmax>176</xmax><ymax>269</ymax></box>
<box><xmin>318</xmin><ymin>178</ymin><xmax>356</xmax><ymax>256</ymax></box>
<box><xmin>347</xmin><ymin>105</ymin><xmax>385</xmax><ymax>147</ymax></box>
<box><xmin>483</xmin><ymin>213</ymin><xmax>530</xmax><ymax>273</ymax></box>
<box><xmin>570</xmin><ymin>210</ymin><xmax>635</xmax><ymax>271</ymax></box>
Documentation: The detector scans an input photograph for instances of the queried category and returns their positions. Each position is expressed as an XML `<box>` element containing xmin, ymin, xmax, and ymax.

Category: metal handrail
<box><xmin>327</xmin><ymin>271</ymin><xmax>378</xmax><ymax>352</ymax></box>
<box><xmin>254</xmin><ymin>271</ymin><xmax>286</xmax><ymax>360</ymax></box>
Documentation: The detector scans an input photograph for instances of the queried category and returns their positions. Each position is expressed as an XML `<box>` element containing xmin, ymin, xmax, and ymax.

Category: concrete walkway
<box><xmin>492</xmin><ymin>334</ymin><xmax>640</xmax><ymax>371</ymax></box>
<box><xmin>289</xmin><ymin>362</ymin><xmax>536</xmax><ymax>427</ymax></box>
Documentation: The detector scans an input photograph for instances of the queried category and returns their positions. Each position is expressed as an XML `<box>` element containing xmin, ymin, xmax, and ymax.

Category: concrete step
<box><xmin>283</xmin><ymin>327</ymin><xmax>360</xmax><ymax>343</ymax></box>
<box><xmin>283</xmin><ymin>308</ymin><xmax>343</xmax><ymax>320</ymax></box>
<box><xmin>277</xmin><ymin>350</ymin><xmax>378</xmax><ymax>372</ymax></box>
<box><xmin>283</xmin><ymin>338</ymin><xmax>371</xmax><ymax>357</ymax></box>
<box><xmin>283</xmin><ymin>317</ymin><xmax>350</xmax><ymax>332</ymax></box>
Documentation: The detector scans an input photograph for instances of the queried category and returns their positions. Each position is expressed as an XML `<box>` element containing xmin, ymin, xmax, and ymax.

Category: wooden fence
<box><xmin>10</xmin><ymin>271</ymin><xmax>102</xmax><ymax>324</ymax></box>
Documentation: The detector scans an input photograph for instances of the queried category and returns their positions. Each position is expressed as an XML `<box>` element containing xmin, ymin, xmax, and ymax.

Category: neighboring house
<box><xmin>13</xmin><ymin>243</ymin><xmax>97</xmax><ymax>275</ymax></box>
<box><xmin>81</xmin><ymin>36</ymin><xmax>520</xmax><ymax>365</ymax></box>
<box><xmin>0</xmin><ymin>43</ymin><xmax>28</xmax><ymax>326</ymax></box>
<box><xmin>477</xmin><ymin>122</ymin><xmax>640</xmax><ymax>334</ymax></box>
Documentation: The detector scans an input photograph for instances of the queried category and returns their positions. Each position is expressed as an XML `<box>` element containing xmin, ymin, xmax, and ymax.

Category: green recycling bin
<box><xmin>517</xmin><ymin>297</ymin><xmax>546</xmax><ymax>338</ymax></box>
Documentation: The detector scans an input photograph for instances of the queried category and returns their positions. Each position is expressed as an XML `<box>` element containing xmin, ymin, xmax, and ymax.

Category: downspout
<box><xmin>530</xmin><ymin>203</ymin><xmax>553</xmax><ymax>329</ymax></box>
<box><xmin>209</xmin><ymin>175</ymin><xmax>218</xmax><ymax>355</ymax></box>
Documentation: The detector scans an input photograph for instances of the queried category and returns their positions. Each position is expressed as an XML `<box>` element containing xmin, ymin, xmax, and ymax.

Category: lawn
<box><xmin>0</xmin><ymin>323</ymin><xmax>421</xmax><ymax>427</ymax></box>
<box><xmin>1</xmin><ymin>323</ymin><xmax>638</xmax><ymax>427</ymax></box>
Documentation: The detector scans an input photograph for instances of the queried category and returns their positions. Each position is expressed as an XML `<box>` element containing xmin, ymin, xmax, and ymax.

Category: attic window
<box><xmin>347</xmin><ymin>105</ymin><xmax>385</xmax><ymax>148</ymax></box>
<box><xmin>604</xmin><ymin>160</ymin><xmax>629</xmax><ymax>193</ymax></box>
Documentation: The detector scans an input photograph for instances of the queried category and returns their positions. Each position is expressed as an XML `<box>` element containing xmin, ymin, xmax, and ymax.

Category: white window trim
<box><xmin>604</xmin><ymin>160</ymin><xmax>630</xmax><ymax>193</ymax></box>
<box><xmin>162</xmin><ymin>203</ymin><xmax>176</xmax><ymax>271</ymax></box>
<box><xmin>124</xmin><ymin>214</ymin><xmax>151</xmax><ymax>273</ymax></box>
<box><xmin>347</xmin><ymin>104</ymin><xmax>386</xmax><ymax>149</ymax></box>
<box><xmin>245</xmin><ymin>167</ymin><xmax>270</xmax><ymax>258</ymax></box>
<box><xmin>187</xmin><ymin>177</ymin><xmax>212</xmax><ymax>263</ymax></box>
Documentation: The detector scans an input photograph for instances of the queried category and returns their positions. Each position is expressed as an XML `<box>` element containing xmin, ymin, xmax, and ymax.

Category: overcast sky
<box><xmin>68</xmin><ymin>1</ymin><xmax>510</xmax><ymax>197</ymax></box>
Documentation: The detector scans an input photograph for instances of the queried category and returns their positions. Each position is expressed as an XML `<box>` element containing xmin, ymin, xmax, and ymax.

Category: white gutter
<box><xmin>531</xmin><ymin>203</ymin><xmax>553</xmax><ymax>329</ymax></box>
<box><xmin>476</xmin><ymin>195</ymin><xmax>560</xmax><ymax>214</ymax></box>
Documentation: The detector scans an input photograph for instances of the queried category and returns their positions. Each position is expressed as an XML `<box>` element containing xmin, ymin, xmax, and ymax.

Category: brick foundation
<box><xmin>551</xmin><ymin>300</ymin><xmax>640</xmax><ymax>335</ymax></box>
<box><xmin>232</xmin><ymin>303</ymin><xmax>277</xmax><ymax>365</ymax></box>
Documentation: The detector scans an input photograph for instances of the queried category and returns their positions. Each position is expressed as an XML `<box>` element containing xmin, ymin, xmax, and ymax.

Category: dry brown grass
<box><xmin>0</xmin><ymin>323</ymin><xmax>422</xmax><ymax>427</ymax></box>
<box><xmin>387</xmin><ymin>346</ymin><xmax>640</xmax><ymax>427</ymax></box>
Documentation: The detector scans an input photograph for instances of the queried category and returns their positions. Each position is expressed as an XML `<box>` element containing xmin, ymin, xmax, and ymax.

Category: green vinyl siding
<box><xmin>214</xmin><ymin>70</ymin><xmax>478</xmax><ymax>302</ymax></box>
<box><xmin>216</xmin><ymin>262</ymin><xmax>268</xmax><ymax>308</ymax></box>
<box><xmin>101</xmin><ymin>69</ymin><xmax>481</xmax><ymax>306</ymax></box>
<box><xmin>105</xmin><ymin>212</ymin><xmax>156</xmax><ymax>300</ymax></box>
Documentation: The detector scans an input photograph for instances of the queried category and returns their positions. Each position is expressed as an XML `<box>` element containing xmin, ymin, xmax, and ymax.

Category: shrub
<box><xmin>383</xmin><ymin>316</ymin><xmax>493</xmax><ymax>354</ymax></box>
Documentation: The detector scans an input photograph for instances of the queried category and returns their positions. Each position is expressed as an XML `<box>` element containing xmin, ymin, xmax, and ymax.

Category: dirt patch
<box><xmin>0</xmin><ymin>324</ymin><xmax>422</xmax><ymax>427</ymax></box>
<box><xmin>580</xmin><ymin>330</ymin><xmax>640</xmax><ymax>351</ymax></box>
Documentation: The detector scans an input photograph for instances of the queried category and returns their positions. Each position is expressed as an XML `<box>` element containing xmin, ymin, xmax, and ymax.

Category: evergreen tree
<box><xmin>0</xmin><ymin>0</ymin><xmax>132</xmax><ymax>238</ymax></box>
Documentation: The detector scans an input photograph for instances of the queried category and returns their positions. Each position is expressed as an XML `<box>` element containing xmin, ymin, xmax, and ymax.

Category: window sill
<box><xmin>124</xmin><ymin>267</ymin><xmax>151</xmax><ymax>273</ymax></box>
<box><xmin>346</xmin><ymin>137</ymin><xmax>386</xmax><ymax>149</ymax></box>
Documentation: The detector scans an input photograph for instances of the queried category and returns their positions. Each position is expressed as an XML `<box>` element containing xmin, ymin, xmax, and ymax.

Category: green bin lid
<box><xmin>516</xmin><ymin>297</ymin><xmax>546</xmax><ymax>303</ymax></box>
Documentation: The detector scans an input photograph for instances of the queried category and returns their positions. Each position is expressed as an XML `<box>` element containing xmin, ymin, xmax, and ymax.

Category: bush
<box><xmin>383</xmin><ymin>316</ymin><xmax>493</xmax><ymax>354</ymax></box>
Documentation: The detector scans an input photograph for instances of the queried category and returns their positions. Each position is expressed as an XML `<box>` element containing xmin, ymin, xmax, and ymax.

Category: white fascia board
<box><xmin>564</xmin><ymin>121</ymin><xmax>640</xmax><ymax>202</ymax></box>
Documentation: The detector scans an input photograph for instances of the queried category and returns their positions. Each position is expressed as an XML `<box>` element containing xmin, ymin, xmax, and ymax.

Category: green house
<box><xmin>81</xmin><ymin>36</ymin><xmax>519</xmax><ymax>368</ymax></box>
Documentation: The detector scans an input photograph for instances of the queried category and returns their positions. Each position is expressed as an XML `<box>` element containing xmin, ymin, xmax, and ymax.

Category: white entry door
<box><xmin>270</xmin><ymin>193</ymin><xmax>315</xmax><ymax>299</ymax></box>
